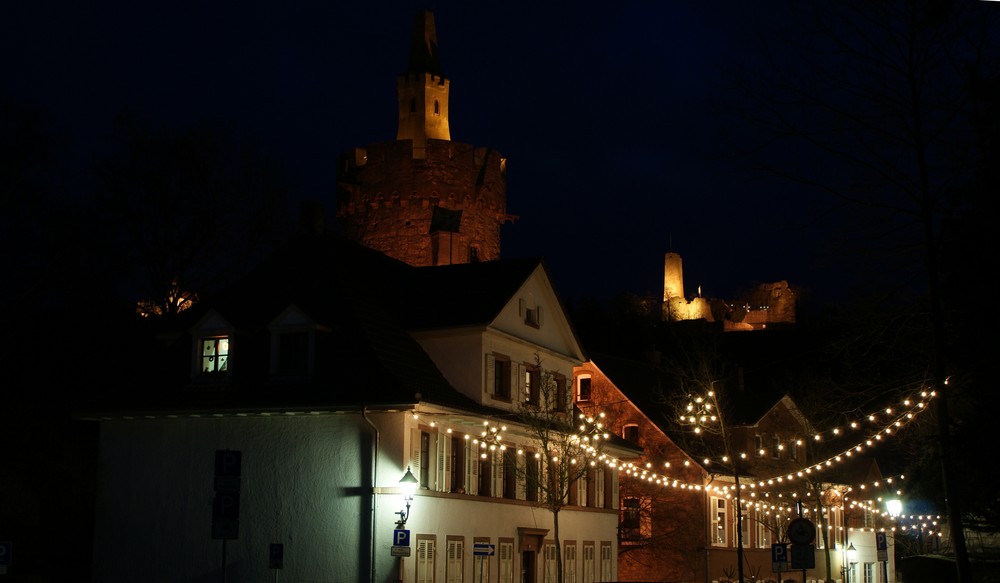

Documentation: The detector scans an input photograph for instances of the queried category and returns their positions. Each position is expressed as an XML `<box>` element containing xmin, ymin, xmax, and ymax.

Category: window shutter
<box><xmin>516</xmin><ymin>456</ymin><xmax>526</xmax><ymax>500</ymax></box>
<box><xmin>515</xmin><ymin>363</ymin><xmax>524</xmax><ymax>401</ymax></box>
<box><xmin>537</xmin><ymin>306</ymin><xmax>543</xmax><ymax>325</ymax></box>
<box><xmin>467</xmin><ymin>442</ymin><xmax>478</xmax><ymax>496</ymax></box>
<box><xmin>410</xmin><ymin>429</ymin><xmax>422</xmax><ymax>479</ymax></box>
<box><xmin>437</xmin><ymin>433</ymin><xmax>448</xmax><ymax>492</ymax></box>
<box><xmin>492</xmin><ymin>452</ymin><xmax>502</xmax><ymax>498</ymax></box>
<box><xmin>595</xmin><ymin>468</ymin><xmax>605</xmax><ymax>508</ymax></box>
<box><xmin>486</xmin><ymin>354</ymin><xmax>495</xmax><ymax>395</ymax></box>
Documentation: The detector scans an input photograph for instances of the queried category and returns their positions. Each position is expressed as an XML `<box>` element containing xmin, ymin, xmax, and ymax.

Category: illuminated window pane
<box><xmin>201</xmin><ymin>337</ymin><xmax>229</xmax><ymax>374</ymax></box>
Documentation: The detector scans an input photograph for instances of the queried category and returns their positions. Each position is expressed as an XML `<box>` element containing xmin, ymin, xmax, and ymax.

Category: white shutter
<box><xmin>467</xmin><ymin>441</ymin><xmax>478</xmax><ymax>496</ymax></box>
<box><xmin>537</xmin><ymin>305</ymin><xmax>543</xmax><ymax>325</ymax></box>
<box><xmin>410</xmin><ymin>429</ymin><xmax>422</xmax><ymax>481</ymax></box>
<box><xmin>417</xmin><ymin>538</ymin><xmax>435</xmax><ymax>583</ymax></box>
<box><xmin>499</xmin><ymin>542</ymin><xmax>514</xmax><ymax>583</ymax></box>
<box><xmin>447</xmin><ymin>539</ymin><xmax>463</xmax><ymax>583</ymax></box>
<box><xmin>437</xmin><ymin>433</ymin><xmax>449</xmax><ymax>492</ymax></box>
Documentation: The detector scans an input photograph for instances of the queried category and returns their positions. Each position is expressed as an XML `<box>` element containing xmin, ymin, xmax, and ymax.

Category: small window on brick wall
<box><xmin>577</xmin><ymin>375</ymin><xmax>592</xmax><ymax>402</ymax></box>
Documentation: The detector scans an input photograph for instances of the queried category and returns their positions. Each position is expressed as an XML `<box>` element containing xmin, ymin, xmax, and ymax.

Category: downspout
<box><xmin>363</xmin><ymin>407</ymin><xmax>379</xmax><ymax>583</ymax></box>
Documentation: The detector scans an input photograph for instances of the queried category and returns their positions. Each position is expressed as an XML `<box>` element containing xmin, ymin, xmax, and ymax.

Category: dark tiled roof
<box><xmin>401</xmin><ymin>257</ymin><xmax>543</xmax><ymax>330</ymax></box>
<box><xmin>83</xmin><ymin>230</ymin><xmax>505</xmax><ymax>416</ymax></box>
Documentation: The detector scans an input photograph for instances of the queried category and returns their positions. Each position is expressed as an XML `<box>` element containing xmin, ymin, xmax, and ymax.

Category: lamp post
<box><xmin>883</xmin><ymin>499</ymin><xmax>902</xmax><ymax>583</ymax></box>
<box><xmin>846</xmin><ymin>543</ymin><xmax>857</xmax><ymax>583</ymax></box>
<box><xmin>395</xmin><ymin>466</ymin><xmax>418</xmax><ymax>583</ymax></box>
<box><xmin>396</xmin><ymin>466</ymin><xmax>419</xmax><ymax>528</ymax></box>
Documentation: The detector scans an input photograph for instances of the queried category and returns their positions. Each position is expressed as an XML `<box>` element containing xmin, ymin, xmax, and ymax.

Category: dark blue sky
<box><xmin>5</xmin><ymin>1</ymin><xmax>850</xmax><ymax>303</ymax></box>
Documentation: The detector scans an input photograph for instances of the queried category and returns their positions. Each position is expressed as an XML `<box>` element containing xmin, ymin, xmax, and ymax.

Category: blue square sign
<box><xmin>394</xmin><ymin>529</ymin><xmax>410</xmax><ymax>547</ymax></box>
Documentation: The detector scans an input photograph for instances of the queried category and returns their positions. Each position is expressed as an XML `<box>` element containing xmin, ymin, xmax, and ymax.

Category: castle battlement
<box><xmin>398</xmin><ymin>72</ymin><xmax>449</xmax><ymax>87</ymax></box>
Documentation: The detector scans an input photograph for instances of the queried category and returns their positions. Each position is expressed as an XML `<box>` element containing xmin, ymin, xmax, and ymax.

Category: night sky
<box><xmin>6</xmin><ymin>1</ymin><xmax>872</xmax><ymax>304</ymax></box>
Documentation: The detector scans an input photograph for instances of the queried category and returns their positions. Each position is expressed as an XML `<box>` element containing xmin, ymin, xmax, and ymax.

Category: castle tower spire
<box><xmin>336</xmin><ymin>9</ymin><xmax>510</xmax><ymax>268</ymax></box>
<box><xmin>396</xmin><ymin>10</ymin><xmax>451</xmax><ymax>157</ymax></box>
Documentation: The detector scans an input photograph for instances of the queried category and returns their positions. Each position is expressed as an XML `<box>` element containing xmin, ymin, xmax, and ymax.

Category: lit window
<box><xmin>577</xmin><ymin>375</ymin><xmax>592</xmax><ymax>401</ymax></box>
<box><xmin>712</xmin><ymin>497</ymin><xmax>727</xmax><ymax>545</ymax></box>
<box><xmin>525</xmin><ymin>365</ymin><xmax>539</xmax><ymax>405</ymax></box>
<box><xmin>201</xmin><ymin>337</ymin><xmax>229</xmax><ymax>374</ymax></box>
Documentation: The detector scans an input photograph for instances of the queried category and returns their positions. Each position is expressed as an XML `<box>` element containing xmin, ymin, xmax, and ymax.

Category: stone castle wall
<box><xmin>336</xmin><ymin>138</ymin><xmax>508</xmax><ymax>266</ymax></box>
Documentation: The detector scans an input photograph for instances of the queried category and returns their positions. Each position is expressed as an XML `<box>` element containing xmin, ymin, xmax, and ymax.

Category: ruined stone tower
<box><xmin>335</xmin><ymin>10</ymin><xmax>511</xmax><ymax>267</ymax></box>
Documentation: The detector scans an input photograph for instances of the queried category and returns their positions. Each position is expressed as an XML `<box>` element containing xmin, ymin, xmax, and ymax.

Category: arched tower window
<box><xmin>434</xmin><ymin>100</ymin><xmax>440</xmax><ymax>114</ymax></box>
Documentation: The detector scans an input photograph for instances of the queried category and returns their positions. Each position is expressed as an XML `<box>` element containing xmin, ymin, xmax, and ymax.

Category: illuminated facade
<box><xmin>662</xmin><ymin>252</ymin><xmax>797</xmax><ymax>330</ymax></box>
<box><xmin>336</xmin><ymin>11</ymin><xmax>513</xmax><ymax>268</ymax></box>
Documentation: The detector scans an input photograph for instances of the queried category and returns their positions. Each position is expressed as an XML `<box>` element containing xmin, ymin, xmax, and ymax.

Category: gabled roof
<box><xmin>401</xmin><ymin>257</ymin><xmax>544</xmax><ymax>331</ymax></box>
<box><xmin>80</xmin><ymin>229</ymin><xmax>523</xmax><ymax>417</ymax></box>
<box><xmin>585</xmin><ymin>351</ymin><xmax>678</xmax><ymax>435</ymax></box>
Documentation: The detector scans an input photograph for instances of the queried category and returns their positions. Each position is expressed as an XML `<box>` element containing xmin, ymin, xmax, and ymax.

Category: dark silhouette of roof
<box><xmin>82</xmin><ymin>227</ymin><xmax>540</xmax><ymax>417</ymax></box>
<box><xmin>401</xmin><ymin>257</ymin><xmax>544</xmax><ymax>331</ymax></box>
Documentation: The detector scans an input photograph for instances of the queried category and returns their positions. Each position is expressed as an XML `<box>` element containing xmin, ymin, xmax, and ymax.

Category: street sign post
<box><xmin>772</xmin><ymin>543</ymin><xmax>788</xmax><ymax>573</ymax></box>
<box><xmin>876</xmin><ymin>532</ymin><xmax>889</xmax><ymax>583</ymax></box>
<box><xmin>876</xmin><ymin>532</ymin><xmax>888</xmax><ymax>561</ymax></box>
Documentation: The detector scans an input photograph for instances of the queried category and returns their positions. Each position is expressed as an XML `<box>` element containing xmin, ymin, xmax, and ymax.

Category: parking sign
<box><xmin>772</xmin><ymin>543</ymin><xmax>788</xmax><ymax>572</ymax></box>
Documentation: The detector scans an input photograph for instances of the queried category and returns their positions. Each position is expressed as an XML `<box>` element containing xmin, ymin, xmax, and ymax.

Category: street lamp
<box><xmin>883</xmin><ymin>499</ymin><xmax>902</xmax><ymax>583</ymax></box>
<box><xmin>846</xmin><ymin>542</ymin><xmax>857</xmax><ymax>583</ymax></box>
<box><xmin>396</xmin><ymin>466</ymin><xmax>419</xmax><ymax>528</ymax></box>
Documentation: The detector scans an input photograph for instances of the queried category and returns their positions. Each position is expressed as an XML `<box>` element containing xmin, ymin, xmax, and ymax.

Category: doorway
<box><xmin>521</xmin><ymin>549</ymin><xmax>536</xmax><ymax>583</ymax></box>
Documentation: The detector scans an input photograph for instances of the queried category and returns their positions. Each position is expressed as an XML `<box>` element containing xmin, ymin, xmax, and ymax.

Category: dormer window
<box><xmin>191</xmin><ymin>311</ymin><xmax>235</xmax><ymax>380</ymax></box>
<box><xmin>276</xmin><ymin>331</ymin><xmax>309</xmax><ymax>376</ymax></box>
<box><xmin>200</xmin><ymin>336</ymin><xmax>230</xmax><ymax>374</ymax></box>
<box><xmin>269</xmin><ymin>306</ymin><xmax>321</xmax><ymax>379</ymax></box>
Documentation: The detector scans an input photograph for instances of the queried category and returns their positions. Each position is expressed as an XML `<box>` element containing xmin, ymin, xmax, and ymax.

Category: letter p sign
<box><xmin>394</xmin><ymin>529</ymin><xmax>410</xmax><ymax>547</ymax></box>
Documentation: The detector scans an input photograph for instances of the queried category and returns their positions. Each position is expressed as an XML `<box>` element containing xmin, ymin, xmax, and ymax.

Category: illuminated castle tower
<box><xmin>336</xmin><ymin>10</ymin><xmax>512</xmax><ymax>266</ymax></box>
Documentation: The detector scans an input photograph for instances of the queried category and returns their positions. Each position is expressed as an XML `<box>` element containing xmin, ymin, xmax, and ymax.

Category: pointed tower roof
<box><xmin>407</xmin><ymin>10</ymin><xmax>443</xmax><ymax>77</ymax></box>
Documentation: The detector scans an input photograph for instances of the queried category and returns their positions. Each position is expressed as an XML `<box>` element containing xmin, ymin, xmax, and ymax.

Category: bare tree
<box><xmin>492</xmin><ymin>355</ymin><xmax>612</xmax><ymax>583</ymax></box>
<box><xmin>720</xmin><ymin>3</ymin><xmax>1000</xmax><ymax>580</ymax></box>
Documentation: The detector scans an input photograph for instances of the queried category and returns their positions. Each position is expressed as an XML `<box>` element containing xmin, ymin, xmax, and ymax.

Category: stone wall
<box><xmin>336</xmin><ymin>138</ymin><xmax>509</xmax><ymax>266</ymax></box>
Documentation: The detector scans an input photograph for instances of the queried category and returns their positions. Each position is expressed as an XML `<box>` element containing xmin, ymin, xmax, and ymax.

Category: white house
<box><xmin>81</xmin><ymin>228</ymin><xmax>638</xmax><ymax>583</ymax></box>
